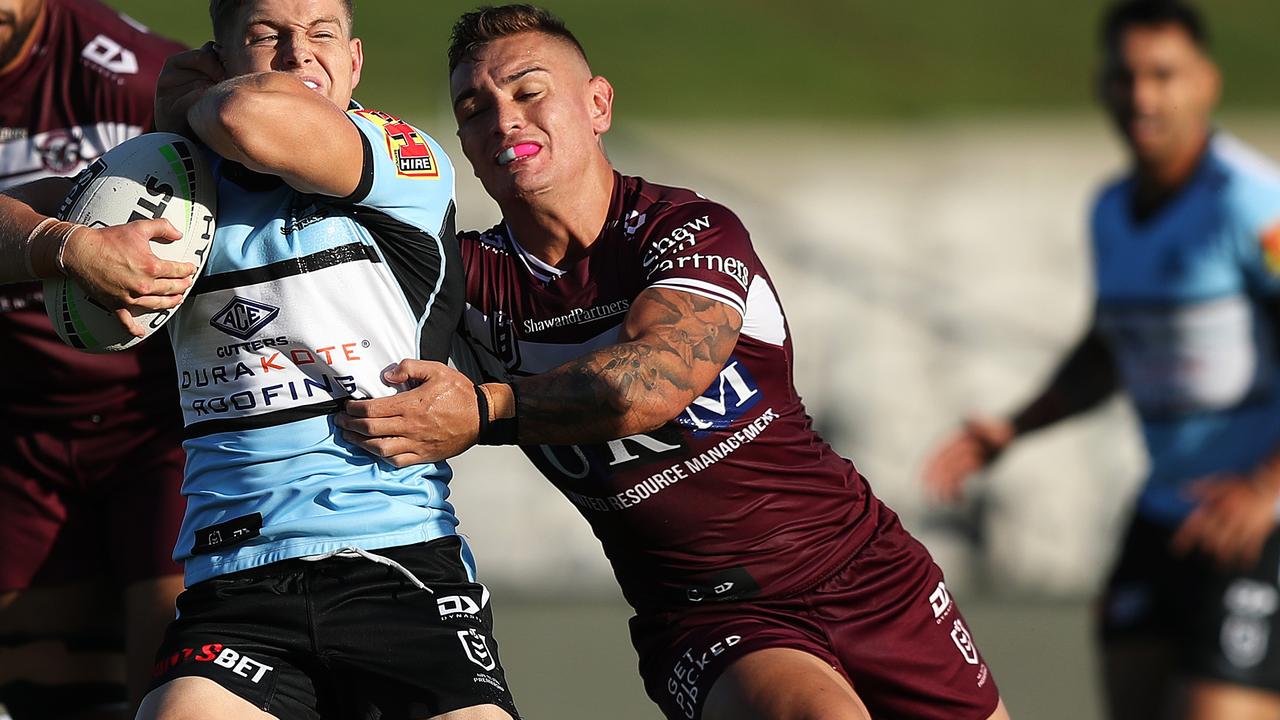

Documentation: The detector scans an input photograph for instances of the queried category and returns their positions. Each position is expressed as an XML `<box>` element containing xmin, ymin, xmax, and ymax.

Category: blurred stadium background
<box><xmin>111</xmin><ymin>1</ymin><xmax>1280</xmax><ymax>717</ymax></box>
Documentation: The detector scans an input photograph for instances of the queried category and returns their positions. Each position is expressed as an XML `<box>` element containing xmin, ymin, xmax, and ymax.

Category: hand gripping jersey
<box><xmin>1092</xmin><ymin>134</ymin><xmax>1280</xmax><ymax>523</ymax></box>
<box><xmin>0</xmin><ymin>0</ymin><xmax>185</xmax><ymax>420</ymax></box>
<box><xmin>168</xmin><ymin>109</ymin><xmax>469</xmax><ymax>585</ymax></box>
<box><xmin>455</xmin><ymin>173</ymin><xmax>878</xmax><ymax>612</ymax></box>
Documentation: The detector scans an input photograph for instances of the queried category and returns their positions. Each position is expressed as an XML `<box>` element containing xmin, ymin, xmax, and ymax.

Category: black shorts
<box><xmin>1100</xmin><ymin>513</ymin><xmax>1280</xmax><ymax>691</ymax></box>
<box><xmin>150</xmin><ymin>537</ymin><xmax>519</xmax><ymax>719</ymax></box>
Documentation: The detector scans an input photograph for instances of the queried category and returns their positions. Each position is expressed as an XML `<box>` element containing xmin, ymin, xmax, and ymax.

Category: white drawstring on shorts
<box><xmin>301</xmin><ymin>547</ymin><xmax>433</xmax><ymax>593</ymax></box>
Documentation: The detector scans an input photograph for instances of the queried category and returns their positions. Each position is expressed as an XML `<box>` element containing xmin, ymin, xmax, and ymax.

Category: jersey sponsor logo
<box><xmin>667</xmin><ymin>634</ymin><xmax>742</xmax><ymax>719</ymax></box>
<box><xmin>0</xmin><ymin>127</ymin><xmax>28</xmax><ymax>142</ymax></box>
<box><xmin>152</xmin><ymin>643</ymin><xmax>273</xmax><ymax>684</ymax></box>
<box><xmin>458</xmin><ymin>628</ymin><xmax>497</xmax><ymax>671</ymax></box>
<box><xmin>351</xmin><ymin>109</ymin><xmax>439</xmax><ymax>179</ymax></box>
<box><xmin>676</xmin><ymin>359</ymin><xmax>763</xmax><ymax>432</ymax></box>
<box><xmin>641</xmin><ymin>215</ymin><xmax>712</xmax><ymax>269</ymax></box>
<box><xmin>950</xmin><ymin>618</ymin><xmax>980</xmax><ymax>665</ymax></box>
<box><xmin>81</xmin><ymin>34</ymin><xmax>139</xmax><ymax>75</ymax></box>
<box><xmin>521</xmin><ymin>300</ymin><xmax>630</xmax><ymax>334</ymax></box>
<box><xmin>556</xmin><ymin>408</ymin><xmax>780</xmax><ymax>513</ymax></box>
<box><xmin>210</xmin><ymin>297</ymin><xmax>281</xmax><ymax>340</ymax></box>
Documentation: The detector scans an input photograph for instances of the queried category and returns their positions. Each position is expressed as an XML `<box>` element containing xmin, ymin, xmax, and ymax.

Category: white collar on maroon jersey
<box><xmin>505</xmin><ymin>224</ymin><xmax>565</xmax><ymax>283</ymax></box>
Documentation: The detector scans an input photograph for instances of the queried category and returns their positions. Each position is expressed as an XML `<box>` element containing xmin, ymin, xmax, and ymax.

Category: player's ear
<box><xmin>588</xmin><ymin>75</ymin><xmax>613</xmax><ymax>136</ymax></box>
<box><xmin>349</xmin><ymin>38</ymin><xmax>364</xmax><ymax>90</ymax></box>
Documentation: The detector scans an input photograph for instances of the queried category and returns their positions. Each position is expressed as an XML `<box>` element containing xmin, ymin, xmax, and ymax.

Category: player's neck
<box><xmin>1131</xmin><ymin>132</ymin><xmax>1210</xmax><ymax>219</ymax></box>
<box><xmin>0</xmin><ymin>1</ymin><xmax>46</xmax><ymax>76</ymax></box>
<box><xmin>501</xmin><ymin>162</ymin><xmax>616</xmax><ymax>268</ymax></box>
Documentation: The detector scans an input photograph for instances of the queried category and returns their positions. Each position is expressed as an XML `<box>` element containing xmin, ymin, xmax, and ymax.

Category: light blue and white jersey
<box><xmin>1092</xmin><ymin>133</ymin><xmax>1280</xmax><ymax>524</ymax></box>
<box><xmin>168</xmin><ymin>108</ymin><xmax>470</xmax><ymax>585</ymax></box>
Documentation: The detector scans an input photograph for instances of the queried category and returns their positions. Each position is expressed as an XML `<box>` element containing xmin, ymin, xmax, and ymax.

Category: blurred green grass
<box><xmin>114</xmin><ymin>0</ymin><xmax>1280</xmax><ymax>121</ymax></box>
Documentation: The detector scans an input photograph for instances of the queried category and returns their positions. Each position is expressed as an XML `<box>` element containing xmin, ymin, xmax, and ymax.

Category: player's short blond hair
<box><xmin>448</xmin><ymin>4</ymin><xmax>587</xmax><ymax>73</ymax></box>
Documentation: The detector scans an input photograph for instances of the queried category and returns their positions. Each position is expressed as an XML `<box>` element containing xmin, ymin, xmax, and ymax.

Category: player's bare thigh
<box><xmin>702</xmin><ymin>647</ymin><xmax>870</xmax><ymax>720</ymax></box>
<box><xmin>429</xmin><ymin>704</ymin><xmax>514</xmax><ymax>720</ymax></box>
<box><xmin>704</xmin><ymin>647</ymin><xmax>1011</xmax><ymax>720</ymax></box>
<box><xmin>137</xmin><ymin>677</ymin><xmax>277</xmax><ymax>720</ymax></box>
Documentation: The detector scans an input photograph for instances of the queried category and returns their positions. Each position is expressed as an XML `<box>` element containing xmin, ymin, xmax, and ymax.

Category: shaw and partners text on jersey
<box><xmin>182</xmin><ymin>335</ymin><xmax>372</xmax><ymax>416</ymax></box>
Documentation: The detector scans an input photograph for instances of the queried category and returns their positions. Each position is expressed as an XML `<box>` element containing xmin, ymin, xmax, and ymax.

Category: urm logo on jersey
<box><xmin>676</xmin><ymin>358</ymin><xmax>763</xmax><ymax>434</ymax></box>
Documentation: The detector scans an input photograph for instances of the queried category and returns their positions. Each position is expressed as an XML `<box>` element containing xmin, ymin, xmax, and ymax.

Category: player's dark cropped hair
<box><xmin>448</xmin><ymin>4</ymin><xmax>588</xmax><ymax>73</ymax></box>
<box><xmin>209</xmin><ymin>0</ymin><xmax>355</xmax><ymax>43</ymax></box>
<box><xmin>1101</xmin><ymin>0</ymin><xmax>1208</xmax><ymax>52</ymax></box>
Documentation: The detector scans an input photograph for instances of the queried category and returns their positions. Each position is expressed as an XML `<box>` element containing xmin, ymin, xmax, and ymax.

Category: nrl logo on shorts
<box><xmin>458</xmin><ymin>629</ymin><xmax>496</xmax><ymax>671</ymax></box>
<box><xmin>210</xmin><ymin>296</ymin><xmax>281</xmax><ymax>340</ymax></box>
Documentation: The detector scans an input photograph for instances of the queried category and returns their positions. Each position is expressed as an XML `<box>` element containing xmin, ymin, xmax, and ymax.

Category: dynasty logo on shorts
<box><xmin>437</xmin><ymin>585</ymin><xmax>490</xmax><ymax>622</ymax></box>
<box><xmin>458</xmin><ymin>628</ymin><xmax>496</xmax><ymax>671</ymax></box>
<box><xmin>152</xmin><ymin>643</ymin><xmax>274</xmax><ymax>684</ymax></box>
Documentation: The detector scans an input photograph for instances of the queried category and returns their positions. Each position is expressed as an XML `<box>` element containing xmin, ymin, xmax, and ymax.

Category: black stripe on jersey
<box><xmin>339</xmin><ymin>122</ymin><xmax>376</xmax><ymax>205</ymax></box>
<box><xmin>346</xmin><ymin>202</ymin><xmax>462</xmax><ymax>363</ymax></box>
<box><xmin>191</xmin><ymin>243</ymin><xmax>382</xmax><ymax>296</ymax></box>
<box><xmin>183</xmin><ymin>400</ymin><xmax>343</xmax><ymax>439</ymax></box>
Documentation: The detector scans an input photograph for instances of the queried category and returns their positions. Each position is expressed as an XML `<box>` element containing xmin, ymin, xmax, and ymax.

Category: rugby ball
<box><xmin>44</xmin><ymin>132</ymin><xmax>216</xmax><ymax>352</ymax></box>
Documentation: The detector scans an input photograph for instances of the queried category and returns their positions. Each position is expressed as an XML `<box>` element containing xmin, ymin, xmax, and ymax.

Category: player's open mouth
<box><xmin>298</xmin><ymin>77</ymin><xmax>322</xmax><ymax>92</ymax></box>
<box><xmin>497</xmin><ymin>143</ymin><xmax>541</xmax><ymax>166</ymax></box>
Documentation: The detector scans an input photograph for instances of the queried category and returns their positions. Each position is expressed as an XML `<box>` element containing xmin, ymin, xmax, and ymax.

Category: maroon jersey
<box><xmin>0</xmin><ymin>0</ymin><xmax>185</xmax><ymax>419</ymax></box>
<box><xmin>457</xmin><ymin>173</ymin><xmax>878</xmax><ymax>612</ymax></box>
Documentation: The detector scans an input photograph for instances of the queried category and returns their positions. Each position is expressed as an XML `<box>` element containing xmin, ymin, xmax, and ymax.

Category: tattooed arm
<box><xmin>512</xmin><ymin>287</ymin><xmax>742</xmax><ymax>445</ymax></box>
<box><xmin>335</xmin><ymin>287</ymin><xmax>742</xmax><ymax>465</ymax></box>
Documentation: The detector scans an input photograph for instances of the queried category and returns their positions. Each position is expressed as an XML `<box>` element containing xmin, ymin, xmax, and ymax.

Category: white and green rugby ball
<box><xmin>44</xmin><ymin>132</ymin><xmax>216</xmax><ymax>352</ymax></box>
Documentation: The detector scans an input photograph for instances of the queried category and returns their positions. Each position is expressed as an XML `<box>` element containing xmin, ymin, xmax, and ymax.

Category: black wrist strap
<box><xmin>475</xmin><ymin>384</ymin><xmax>519</xmax><ymax>446</ymax></box>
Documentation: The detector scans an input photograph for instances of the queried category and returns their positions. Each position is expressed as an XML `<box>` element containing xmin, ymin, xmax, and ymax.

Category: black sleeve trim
<box><xmin>338</xmin><ymin>119</ymin><xmax>376</xmax><ymax>205</ymax></box>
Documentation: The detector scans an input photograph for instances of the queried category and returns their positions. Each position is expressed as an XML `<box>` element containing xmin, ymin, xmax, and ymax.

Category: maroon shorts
<box><xmin>630</xmin><ymin>506</ymin><xmax>1000</xmax><ymax>720</ymax></box>
<box><xmin>0</xmin><ymin>411</ymin><xmax>185</xmax><ymax>591</ymax></box>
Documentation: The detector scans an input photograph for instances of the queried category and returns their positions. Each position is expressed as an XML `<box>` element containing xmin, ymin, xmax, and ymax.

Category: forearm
<box><xmin>502</xmin><ymin>340</ymin><xmax>697</xmax><ymax>445</ymax></box>
<box><xmin>187</xmin><ymin>72</ymin><xmax>360</xmax><ymax>195</ymax></box>
<box><xmin>188</xmin><ymin>72</ymin><xmax>281</xmax><ymax>170</ymax></box>
<box><xmin>0</xmin><ymin>180</ymin><xmax>77</xmax><ymax>282</ymax></box>
<box><xmin>1009</xmin><ymin>328</ymin><xmax>1119</xmax><ymax>437</ymax></box>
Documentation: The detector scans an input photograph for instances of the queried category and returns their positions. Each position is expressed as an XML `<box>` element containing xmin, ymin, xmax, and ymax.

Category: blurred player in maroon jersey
<box><xmin>336</xmin><ymin>5</ymin><xmax>1012</xmax><ymax>719</ymax></box>
<box><xmin>0</xmin><ymin>1</ymin><xmax>186</xmax><ymax>717</ymax></box>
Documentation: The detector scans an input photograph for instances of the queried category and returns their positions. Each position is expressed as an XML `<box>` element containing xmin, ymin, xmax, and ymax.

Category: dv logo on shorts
<box><xmin>458</xmin><ymin>629</ymin><xmax>496</xmax><ymax>671</ymax></box>
<box><xmin>210</xmin><ymin>296</ymin><xmax>280</xmax><ymax>340</ymax></box>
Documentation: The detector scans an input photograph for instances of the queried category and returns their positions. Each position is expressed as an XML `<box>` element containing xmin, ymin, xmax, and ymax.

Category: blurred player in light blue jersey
<box><xmin>924</xmin><ymin>2</ymin><xmax>1280</xmax><ymax>718</ymax></box>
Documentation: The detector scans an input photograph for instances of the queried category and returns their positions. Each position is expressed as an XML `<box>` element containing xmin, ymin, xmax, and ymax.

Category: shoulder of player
<box><xmin>458</xmin><ymin>223</ymin><xmax>512</xmax><ymax>258</ymax></box>
<box><xmin>58</xmin><ymin>0</ymin><xmax>185</xmax><ymax>92</ymax></box>
<box><xmin>346</xmin><ymin>107</ymin><xmax>453</xmax><ymax>174</ymax></box>
<box><xmin>626</xmin><ymin>178</ymin><xmax>748</xmax><ymax>245</ymax></box>
<box><xmin>1208</xmin><ymin>134</ymin><xmax>1280</xmax><ymax>216</ymax></box>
